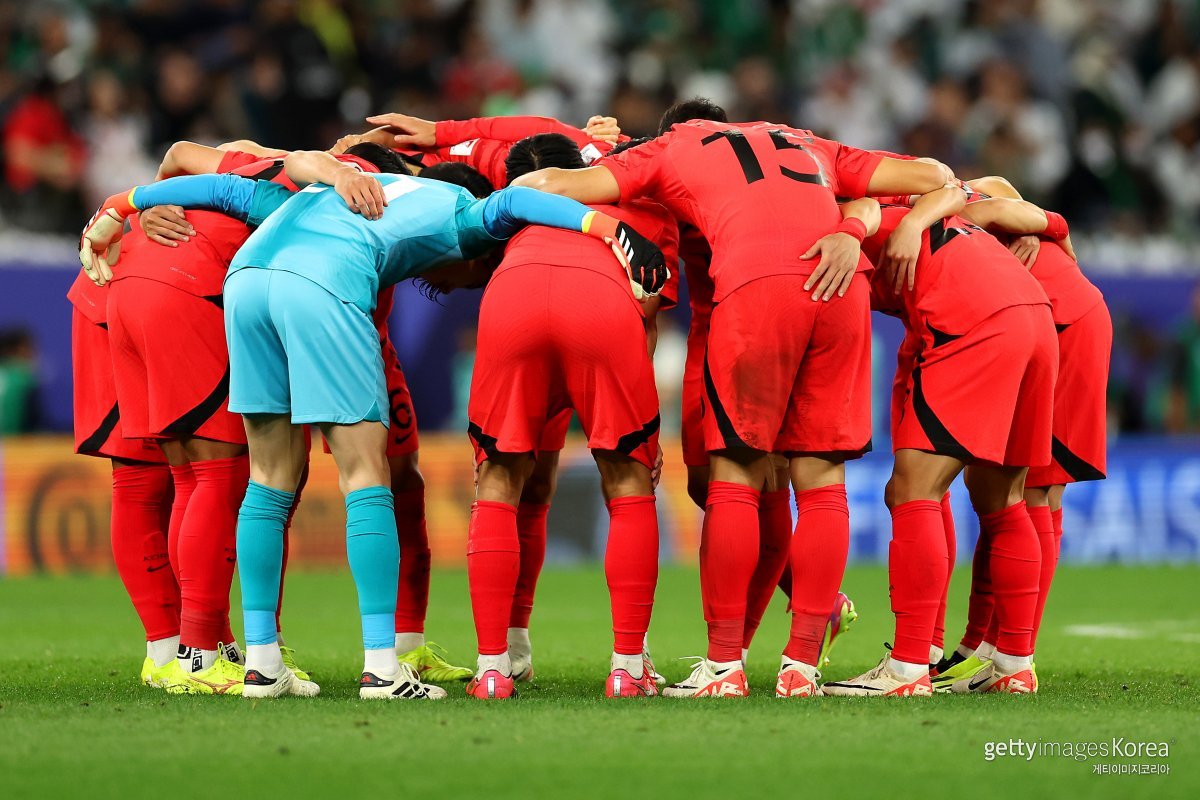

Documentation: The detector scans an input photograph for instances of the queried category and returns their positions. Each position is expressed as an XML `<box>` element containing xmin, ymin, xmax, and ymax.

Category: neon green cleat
<box><xmin>163</xmin><ymin>657</ymin><xmax>244</xmax><ymax>696</ymax></box>
<box><xmin>931</xmin><ymin>653</ymin><xmax>991</xmax><ymax>693</ymax></box>
<box><xmin>398</xmin><ymin>642</ymin><xmax>473</xmax><ymax>682</ymax></box>
<box><xmin>818</xmin><ymin>592</ymin><xmax>858</xmax><ymax>668</ymax></box>
<box><xmin>140</xmin><ymin>657</ymin><xmax>175</xmax><ymax>688</ymax></box>
<box><xmin>280</xmin><ymin>646</ymin><xmax>312</xmax><ymax>681</ymax></box>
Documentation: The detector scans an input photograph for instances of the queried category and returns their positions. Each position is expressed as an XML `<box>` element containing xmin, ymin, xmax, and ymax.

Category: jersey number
<box><xmin>701</xmin><ymin>130</ymin><xmax>827</xmax><ymax>187</ymax></box>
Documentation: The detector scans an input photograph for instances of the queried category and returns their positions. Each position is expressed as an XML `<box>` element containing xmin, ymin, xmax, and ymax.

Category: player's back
<box><xmin>498</xmin><ymin>198</ymin><xmax>679</xmax><ymax>305</ymax></box>
<box><xmin>604</xmin><ymin>120</ymin><xmax>859</xmax><ymax>301</ymax></box>
<box><xmin>1028</xmin><ymin>241</ymin><xmax>1104</xmax><ymax>326</ymax></box>
<box><xmin>863</xmin><ymin>205</ymin><xmax>1048</xmax><ymax>333</ymax></box>
<box><xmin>232</xmin><ymin>174</ymin><xmax>485</xmax><ymax>314</ymax></box>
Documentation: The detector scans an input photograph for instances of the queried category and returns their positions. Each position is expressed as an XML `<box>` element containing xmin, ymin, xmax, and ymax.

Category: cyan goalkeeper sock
<box><xmin>236</xmin><ymin>481</ymin><xmax>294</xmax><ymax>648</ymax></box>
<box><xmin>345</xmin><ymin>486</ymin><xmax>400</xmax><ymax>654</ymax></box>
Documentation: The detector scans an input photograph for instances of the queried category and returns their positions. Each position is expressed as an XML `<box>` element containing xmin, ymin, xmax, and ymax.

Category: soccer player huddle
<box><xmin>69</xmin><ymin>96</ymin><xmax>1110</xmax><ymax>702</ymax></box>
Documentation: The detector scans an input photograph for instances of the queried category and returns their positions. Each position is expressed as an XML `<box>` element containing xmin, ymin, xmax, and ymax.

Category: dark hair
<box><xmin>658</xmin><ymin>98</ymin><xmax>727</xmax><ymax>135</ymax></box>
<box><xmin>344</xmin><ymin>142</ymin><xmax>409</xmax><ymax>174</ymax></box>
<box><xmin>607</xmin><ymin>136</ymin><xmax>653</xmax><ymax>157</ymax></box>
<box><xmin>420</xmin><ymin>162</ymin><xmax>495</xmax><ymax>198</ymax></box>
<box><xmin>504</xmin><ymin>133</ymin><xmax>586</xmax><ymax>183</ymax></box>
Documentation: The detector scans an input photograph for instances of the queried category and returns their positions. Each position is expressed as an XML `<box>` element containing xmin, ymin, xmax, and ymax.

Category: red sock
<box><xmin>467</xmin><ymin>500</ymin><xmax>520</xmax><ymax>655</ymax></box>
<box><xmin>111</xmin><ymin>464</ymin><xmax>180</xmax><ymax>640</ymax></box>
<box><xmin>605</xmin><ymin>496</ymin><xmax>659</xmax><ymax>655</ymax></box>
<box><xmin>167</xmin><ymin>464</ymin><xmax>196</xmax><ymax>580</ymax></box>
<box><xmin>1051</xmin><ymin>507</ymin><xmax>1063</xmax><ymax>560</ymax></box>
<box><xmin>701</xmin><ymin>482</ymin><xmax>760</xmax><ymax>663</ymax></box>
<box><xmin>784</xmin><ymin>485</ymin><xmax>851</xmax><ymax>665</ymax></box>
<box><xmin>888</xmin><ymin>499</ymin><xmax>948</xmax><ymax>665</ymax></box>
<box><xmin>178</xmin><ymin>456</ymin><xmax>249</xmax><ymax>651</ymax></box>
<box><xmin>961</xmin><ymin>517</ymin><xmax>995</xmax><ymax>651</ymax></box>
<box><xmin>510</xmin><ymin>502</ymin><xmax>549</xmax><ymax>629</ymax></box>
<box><xmin>393</xmin><ymin>487</ymin><xmax>430</xmax><ymax>634</ymax></box>
<box><xmin>982</xmin><ymin>501</ymin><xmax>1041</xmax><ymax>658</ymax></box>
<box><xmin>776</xmin><ymin>562</ymin><xmax>792</xmax><ymax>602</ymax></box>
<box><xmin>276</xmin><ymin>462</ymin><xmax>306</xmax><ymax>633</ymax></box>
<box><xmin>932</xmin><ymin>492</ymin><xmax>956</xmax><ymax>652</ymax></box>
<box><xmin>1027</xmin><ymin>504</ymin><xmax>1057</xmax><ymax>652</ymax></box>
<box><xmin>743</xmin><ymin>488</ymin><xmax>792</xmax><ymax>649</ymax></box>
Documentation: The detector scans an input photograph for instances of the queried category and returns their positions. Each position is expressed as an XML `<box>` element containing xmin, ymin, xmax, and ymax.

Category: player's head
<box><xmin>658</xmin><ymin>98</ymin><xmax>727</xmax><ymax>135</ymax></box>
<box><xmin>416</xmin><ymin>250</ymin><xmax>501</xmax><ymax>299</ymax></box>
<box><xmin>421</xmin><ymin>162</ymin><xmax>495</xmax><ymax>198</ymax></box>
<box><xmin>343</xmin><ymin>142</ymin><xmax>410</xmax><ymax>174</ymax></box>
<box><xmin>504</xmin><ymin>133</ymin><xmax>586</xmax><ymax>184</ymax></box>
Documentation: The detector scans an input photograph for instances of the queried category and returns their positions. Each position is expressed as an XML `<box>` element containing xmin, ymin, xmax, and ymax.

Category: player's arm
<box><xmin>879</xmin><ymin>183</ymin><xmax>966</xmax><ymax>292</ymax></box>
<box><xmin>866</xmin><ymin>157</ymin><xmax>956</xmax><ymax>197</ymax></box>
<box><xmin>801</xmin><ymin>197</ymin><xmax>881</xmax><ymax>302</ymax></box>
<box><xmin>283</xmin><ymin>150</ymin><xmax>388</xmax><ymax>219</ymax></box>
<box><xmin>509</xmin><ymin>165</ymin><xmax>623</xmax><ymax>204</ymax></box>
<box><xmin>958</xmin><ymin>197</ymin><xmax>1076</xmax><ymax>264</ymax></box>
<box><xmin>217</xmin><ymin>139</ymin><xmax>289</xmax><ymax>158</ymax></box>
<box><xmin>967</xmin><ymin>175</ymin><xmax>1022</xmax><ymax>200</ymax></box>
<box><xmin>156</xmin><ymin>141</ymin><xmax>230</xmax><ymax>180</ymax></box>
<box><xmin>477</xmin><ymin>186</ymin><xmax>666</xmax><ymax>294</ymax></box>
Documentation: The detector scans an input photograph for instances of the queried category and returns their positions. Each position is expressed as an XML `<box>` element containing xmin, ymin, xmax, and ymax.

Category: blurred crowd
<box><xmin>3</xmin><ymin>0</ymin><xmax>1200</xmax><ymax>437</ymax></box>
<box><xmin>1</xmin><ymin>0</ymin><xmax>1199</xmax><ymax>249</ymax></box>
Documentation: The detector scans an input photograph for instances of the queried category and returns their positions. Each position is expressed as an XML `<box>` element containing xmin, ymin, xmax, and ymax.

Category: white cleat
<box><xmin>661</xmin><ymin>657</ymin><xmax>749</xmax><ymax>698</ymax></box>
<box><xmin>949</xmin><ymin>662</ymin><xmax>1037</xmax><ymax>694</ymax></box>
<box><xmin>821</xmin><ymin>656</ymin><xmax>933</xmax><ymax>697</ymax></box>
<box><xmin>643</xmin><ymin>644</ymin><xmax>666</xmax><ymax>686</ymax></box>
<box><xmin>359</xmin><ymin>663</ymin><xmax>447</xmax><ymax>700</ymax></box>
<box><xmin>775</xmin><ymin>656</ymin><xmax>822</xmax><ymax>698</ymax></box>
<box><xmin>243</xmin><ymin>663</ymin><xmax>320</xmax><ymax>699</ymax></box>
<box><xmin>508</xmin><ymin>628</ymin><xmax>534</xmax><ymax>682</ymax></box>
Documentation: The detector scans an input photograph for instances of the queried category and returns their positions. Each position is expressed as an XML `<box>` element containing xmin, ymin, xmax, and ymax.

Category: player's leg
<box><xmin>930</xmin><ymin>491</ymin><xmax>956</xmax><ymax>668</ymax></box>
<box><xmin>742</xmin><ymin>459</ymin><xmax>791</xmax><ymax>660</ymax></box>
<box><xmin>948</xmin><ymin>464</ymin><xmax>1040</xmax><ymax>694</ymax></box>
<box><xmin>468</xmin><ymin>452</ymin><xmax>536</xmax><ymax>698</ymax></box>
<box><xmin>595</xmin><ymin>452</ymin><xmax>658</xmax><ymax>697</ymax></box>
<box><xmin>1024</xmin><ymin>483</ymin><xmax>1058</xmax><ymax>655</ymax></box>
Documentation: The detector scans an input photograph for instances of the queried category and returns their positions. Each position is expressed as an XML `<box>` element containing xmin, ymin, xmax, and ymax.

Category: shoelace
<box><xmin>397</xmin><ymin>662</ymin><xmax>425</xmax><ymax>685</ymax></box>
<box><xmin>676</xmin><ymin>656</ymin><xmax>710</xmax><ymax>685</ymax></box>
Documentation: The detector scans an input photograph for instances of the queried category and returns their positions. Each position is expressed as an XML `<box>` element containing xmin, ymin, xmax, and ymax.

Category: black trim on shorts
<box><xmin>926</xmin><ymin>322</ymin><xmax>962</xmax><ymax>349</ymax></box>
<box><xmin>615</xmin><ymin>415</ymin><xmax>661</xmax><ymax>456</ymax></box>
<box><xmin>161</xmin><ymin>366</ymin><xmax>231</xmax><ymax>438</ymax></box>
<box><xmin>79</xmin><ymin>403</ymin><xmax>120</xmax><ymax>454</ymax></box>
<box><xmin>702</xmin><ymin>346</ymin><xmax>751</xmax><ymax>450</ymax></box>
<box><xmin>1051</xmin><ymin>436</ymin><xmax>1106</xmax><ymax>482</ymax></box>
<box><xmin>467</xmin><ymin>421</ymin><xmax>501</xmax><ymax>460</ymax></box>
<box><xmin>202</xmin><ymin>293</ymin><xmax>224</xmax><ymax>310</ymax></box>
<box><xmin>1055</xmin><ymin>323</ymin><xmax>1070</xmax><ymax>333</ymax></box>
<box><xmin>911</xmin><ymin>365</ymin><xmax>973</xmax><ymax>461</ymax></box>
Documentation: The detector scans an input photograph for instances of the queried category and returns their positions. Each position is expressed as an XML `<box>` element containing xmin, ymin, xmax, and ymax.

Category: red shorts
<box><xmin>107</xmin><ymin>277</ymin><xmax>246</xmax><ymax>444</ymax></box>
<box><xmin>538</xmin><ymin>408</ymin><xmax>572</xmax><ymax>452</ymax></box>
<box><xmin>703</xmin><ymin>274</ymin><xmax>872</xmax><ymax>456</ymax></box>
<box><xmin>71</xmin><ymin>308</ymin><xmax>165</xmax><ymax>462</ymax></box>
<box><xmin>680</xmin><ymin>323</ymin><xmax>709</xmax><ymax>468</ymax></box>
<box><xmin>468</xmin><ymin>265</ymin><xmax>659</xmax><ymax>468</ymax></box>
<box><xmin>321</xmin><ymin>334</ymin><xmax>420</xmax><ymax>458</ymax></box>
<box><xmin>1026</xmin><ymin>301</ymin><xmax>1110</xmax><ymax>486</ymax></box>
<box><xmin>893</xmin><ymin>303</ymin><xmax>1057</xmax><ymax>467</ymax></box>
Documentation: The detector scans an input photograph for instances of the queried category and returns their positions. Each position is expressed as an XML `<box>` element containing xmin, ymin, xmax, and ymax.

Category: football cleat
<box><xmin>360</xmin><ymin>663</ymin><xmax>447</xmax><ymax>700</ymax></box>
<box><xmin>818</xmin><ymin>592</ymin><xmax>859</xmax><ymax>668</ymax></box>
<box><xmin>243</xmin><ymin>663</ymin><xmax>320</xmax><ymax>699</ymax></box>
<box><xmin>821</xmin><ymin>656</ymin><xmax>933</xmax><ymax>697</ymax></box>
<box><xmin>509</xmin><ymin>631</ymin><xmax>534</xmax><ymax>683</ymax></box>
<box><xmin>931</xmin><ymin>653</ymin><xmax>990</xmax><ymax>692</ymax></box>
<box><xmin>949</xmin><ymin>662</ymin><xmax>1037</xmax><ymax>695</ymax></box>
<box><xmin>279</xmin><ymin>646</ymin><xmax>312</xmax><ymax>682</ymax></box>
<box><xmin>163</xmin><ymin>657</ymin><xmax>244</xmax><ymax>696</ymax></box>
<box><xmin>776</xmin><ymin>657</ymin><xmax>821</xmax><ymax>698</ymax></box>
<box><xmin>606</xmin><ymin>668</ymin><xmax>658</xmax><ymax>698</ymax></box>
<box><xmin>662</xmin><ymin>658</ymin><xmax>749</xmax><ymax>698</ymax></box>
<box><xmin>398</xmin><ymin>642</ymin><xmax>473</xmax><ymax>683</ymax></box>
<box><xmin>466</xmin><ymin>669</ymin><xmax>517</xmax><ymax>700</ymax></box>
<box><xmin>139</xmin><ymin>657</ymin><xmax>173</xmax><ymax>688</ymax></box>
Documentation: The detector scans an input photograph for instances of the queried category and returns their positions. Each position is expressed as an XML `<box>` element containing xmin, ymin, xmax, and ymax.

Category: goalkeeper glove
<box><xmin>79</xmin><ymin>191</ymin><xmax>139</xmax><ymax>286</ymax></box>
<box><xmin>583</xmin><ymin>212</ymin><xmax>668</xmax><ymax>299</ymax></box>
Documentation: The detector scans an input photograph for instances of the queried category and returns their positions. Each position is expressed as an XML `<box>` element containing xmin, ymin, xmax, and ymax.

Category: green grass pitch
<box><xmin>1</xmin><ymin>564</ymin><xmax>1196</xmax><ymax>798</ymax></box>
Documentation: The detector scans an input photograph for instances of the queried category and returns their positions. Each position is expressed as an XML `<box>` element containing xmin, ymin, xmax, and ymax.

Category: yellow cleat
<box><xmin>163</xmin><ymin>657</ymin><xmax>244</xmax><ymax>696</ymax></box>
<box><xmin>140</xmin><ymin>657</ymin><xmax>175</xmax><ymax>688</ymax></box>
<box><xmin>398</xmin><ymin>642</ymin><xmax>473</xmax><ymax>683</ymax></box>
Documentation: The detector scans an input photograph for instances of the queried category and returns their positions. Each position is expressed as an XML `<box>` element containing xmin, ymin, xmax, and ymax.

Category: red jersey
<box><xmin>600</xmin><ymin>120</ymin><xmax>883</xmax><ymax>301</ymax></box>
<box><xmin>423</xmin><ymin>116</ymin><xmax>616</xmax><ymax>188</ymax></box>
<box><xmin>1028</xmin><ymin>241</ymin><xmax>1104</xmax><ymax>326</ymax></box>
<box><xmin>862</xmin><ymin>205</ymin><xmax>1050</xmax><ymax>334</ymax></box>
<box><xmin>110</xmin><ymin>153</ymin><xmax>299</xmax><ymax>297</ymax></box>
<box><xmin>497</xmin><ymin>199</ymin><xmax>679</xmax><ymax>314</ymax></box>
<box><xmin>67</xmin><ymin>272</ymin><xmax>108</xmax><ymax>325</ymax></box>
